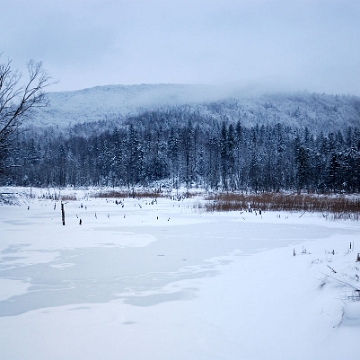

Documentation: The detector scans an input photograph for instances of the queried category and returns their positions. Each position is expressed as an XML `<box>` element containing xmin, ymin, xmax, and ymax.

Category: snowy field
<box><xmin>0</xmin><ymin>187</ymin><xmax>359</xmax><ymax>360</ymax></box>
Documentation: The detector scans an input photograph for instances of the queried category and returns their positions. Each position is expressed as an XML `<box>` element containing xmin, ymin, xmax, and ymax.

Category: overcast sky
<box><xmin>1</xmin><ymin>0</ymin><xmax>360</xmax><ymax>95</ymax></box>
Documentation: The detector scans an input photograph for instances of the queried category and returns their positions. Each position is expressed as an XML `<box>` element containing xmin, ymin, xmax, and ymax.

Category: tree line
<box><xmin>3</xmin><ymin>109</ymin><xmax>360</xmax><ymax>193</ymax></box>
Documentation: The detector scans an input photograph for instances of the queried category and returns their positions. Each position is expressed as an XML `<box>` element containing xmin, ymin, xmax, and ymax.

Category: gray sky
<box><xmin>1</xmin><ymin>0</ymin><xmax>360</xmax><ymax>95</ymax></box>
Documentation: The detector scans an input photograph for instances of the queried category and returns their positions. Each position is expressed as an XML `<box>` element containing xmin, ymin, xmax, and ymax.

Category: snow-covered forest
<box><xmin>4</xmin><ymin>107</ymin><xmax>360</xmax><ymax>193</ymax></box>
<box><xmin>2</xmin><ymin>86</ymin><xmax>360</xmax><ymax>192</ymax></box>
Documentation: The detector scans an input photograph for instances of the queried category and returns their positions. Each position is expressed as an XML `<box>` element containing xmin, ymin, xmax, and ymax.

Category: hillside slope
<box><xmin>31</xmin><ymin>84</ymin><xmax>360</xmax><ymax>132</ymax></box>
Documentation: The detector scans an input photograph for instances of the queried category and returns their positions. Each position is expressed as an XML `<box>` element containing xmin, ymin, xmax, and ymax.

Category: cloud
<box><xmin>1</xmin><ymin>0</ymin><xmax>360</xmax><ymax>95</ymax></box>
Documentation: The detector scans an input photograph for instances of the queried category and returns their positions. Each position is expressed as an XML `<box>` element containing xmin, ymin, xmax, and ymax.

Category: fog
<box><xmin>1</xmin><ymin>0</ymin><xmax>360</xmax><ymax>95</ymax></box>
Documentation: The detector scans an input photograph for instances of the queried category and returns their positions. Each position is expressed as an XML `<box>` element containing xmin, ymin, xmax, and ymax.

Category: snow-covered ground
<box><xmin>0</xmin><ymin>188</ymin><xmax>359</xmax><ymax>359</ymax></box>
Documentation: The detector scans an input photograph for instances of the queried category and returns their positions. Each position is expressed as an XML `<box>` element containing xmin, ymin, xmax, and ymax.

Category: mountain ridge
<box><xmin>31</xmin><ymin>84</ymin><xmax>360</xmax><ymax>132</ymax></box>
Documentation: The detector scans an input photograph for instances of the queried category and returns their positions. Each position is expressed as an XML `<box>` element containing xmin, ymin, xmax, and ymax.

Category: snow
<box><xmin>0</xmin><ymin>188</ymin><xmax>359</xmax><ymax>359</ymax></box>
<box><xmin>34</xmin><ymin>84</ymin><xmax>231</xmax><ymax>127</ymax></box>
<box><xmin>30</xmin><ymin>85</ymin><xmax>360</xmax><ymax>130</ymax></box>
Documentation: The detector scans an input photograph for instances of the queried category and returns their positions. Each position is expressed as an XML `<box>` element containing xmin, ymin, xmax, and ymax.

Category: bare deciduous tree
<box><xmin>0</xmin><ymin>55</ymin><xmax>52</xmax><ymax>173</ymax></box>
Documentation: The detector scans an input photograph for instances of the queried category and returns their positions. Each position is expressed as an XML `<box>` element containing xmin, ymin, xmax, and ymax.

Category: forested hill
<box><xmin>33</xmin><ymin>84</ymin><xmax>360</xmax><ymax>133</ymax></box>
<box><xmin>3</xmin><ymin>85</ymin><xmax>360</xmax><ymax>192</ymax></box>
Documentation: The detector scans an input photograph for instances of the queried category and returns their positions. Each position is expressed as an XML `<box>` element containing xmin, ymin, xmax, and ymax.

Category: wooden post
<box><xmin>61</xmin><ymin>202</ymin><xmax>65</xmax><ymax>226</ymax></box>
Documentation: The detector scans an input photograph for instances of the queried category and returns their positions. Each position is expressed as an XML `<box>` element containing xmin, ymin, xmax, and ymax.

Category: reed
<box><xmin>202</xmin><ymin>192</ymin><xmax>360</xmax><ymax>220</ymax></box>
<box><xmin>94</xmin><ymin>190</ymin><xmax>164</xmax><ymax>199</ymax></box>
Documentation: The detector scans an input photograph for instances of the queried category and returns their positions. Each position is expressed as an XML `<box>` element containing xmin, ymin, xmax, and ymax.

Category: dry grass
<box><xmin>37</xmin><ymin>193</ymin><xmax>77</xmax><ymax>201</ymax></box>
<box><xmin>94</xmin><ymin>190</ymin><xmax>164</xmax><ymax>199</ymax></box>
<box><xmin>59</xmin><ymin>194</ymin><xmax>77</xmax><ymax>201</ymax></box>
<box><xmin>0</xmin><ymin>192</ymin><xmax>19</xmax><ymax>205</ymax></box>
<box><xmin>94</xmin><ymin>189</ymin><xmax>203</xmax><ymax>200</ymax></box>
<box><xmin>201</xmin><ymin>192</ymin><xmax>360</xmax><ymax>220</ymax></box>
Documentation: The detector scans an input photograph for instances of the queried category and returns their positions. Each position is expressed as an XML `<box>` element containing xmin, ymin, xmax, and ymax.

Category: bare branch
<box><xmin>0</xmin><ymin>55</ymin><xmax>52</xmax><ymax>172</ymax></box>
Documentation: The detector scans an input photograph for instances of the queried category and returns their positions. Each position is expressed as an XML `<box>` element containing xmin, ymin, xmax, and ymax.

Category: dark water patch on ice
<box><xmin>68</xmin><ymin>306</ymin><xmax>91</xmax><ymax>311</ymax></box>
<box><xmin>1</xmin><ymin>244</ymin><xmax>31</xmax><ymax>254</ymax></box>
<box><xmin>1</xmin><ymin>256</ymin><xmax>27</xmax><ymax>262</ymax></box>
<box><xmin>122</xmin><ymin>287</ymin><xmax>198</xmax><ymax>307</ymax></box>
<box><xmin>2</xmin><ymin>220</ymin><xmax>34</xmax><ymax>226</ymax></box>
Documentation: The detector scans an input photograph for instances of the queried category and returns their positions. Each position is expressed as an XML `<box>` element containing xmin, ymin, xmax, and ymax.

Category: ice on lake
<box><xmin>1</xmin><ymin>191</ymin><xmax>359</xmax><ymax>360</ymax></box>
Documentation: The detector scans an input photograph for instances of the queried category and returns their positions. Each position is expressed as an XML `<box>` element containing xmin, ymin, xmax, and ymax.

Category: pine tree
<box><xmin>296</xmin><ymin>145</ymin><xmax>309</xmax><ymax>193</ymax></box>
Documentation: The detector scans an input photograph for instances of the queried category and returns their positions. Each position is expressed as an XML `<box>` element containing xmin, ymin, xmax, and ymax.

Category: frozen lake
<box><xmin>1</xmin><ymin>191</ymin><xmax>359</xmax><ymax>359</ymax></box>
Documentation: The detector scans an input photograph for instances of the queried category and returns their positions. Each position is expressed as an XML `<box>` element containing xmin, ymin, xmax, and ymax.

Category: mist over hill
<box><xmin>32</xmin><ymin>84</ymin><xmax>360</xmax><ymax>133</ymax></box>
